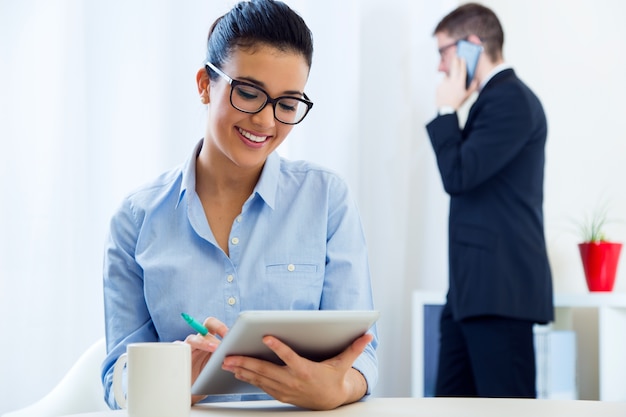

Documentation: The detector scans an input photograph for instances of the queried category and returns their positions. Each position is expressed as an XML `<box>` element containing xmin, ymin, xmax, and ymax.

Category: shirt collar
<box><xmin>253</xmin><ymin>151</ymin><xmax>279</xmax><ymax>210</ymax></box>
<box><xmin>177</xmin><ymin>139</ymin><xmax>203</xmax><ymax>208</ymax></box>
<box><xmin>479</xmin><ymin>62</ymin><xmax>513</xmax><ymax>91</ymax></box>
<box><xmin>177</xmin><ymin>139</ymin><xmax>280</xmax><ymax>210</ymax></box>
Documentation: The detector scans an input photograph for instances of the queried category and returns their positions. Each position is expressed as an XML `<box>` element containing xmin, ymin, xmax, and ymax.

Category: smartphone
<box><xmin>456</xmin><ymin>40</ymin><xmax>483</xmax><ymax>88</ymax></box>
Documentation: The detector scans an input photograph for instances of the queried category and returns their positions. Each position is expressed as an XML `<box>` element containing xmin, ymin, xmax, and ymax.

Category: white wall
<box><xmin>1</xmin><ymin>0</ymin><xmax>626</xmax><ymax>414</ymax></box>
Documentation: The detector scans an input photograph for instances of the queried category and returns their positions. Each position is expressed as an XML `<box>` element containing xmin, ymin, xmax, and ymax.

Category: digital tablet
<box><xmin>191</xmin><ymin>309</ymin><xmax>380</xmax><ymax>396</ymax></box>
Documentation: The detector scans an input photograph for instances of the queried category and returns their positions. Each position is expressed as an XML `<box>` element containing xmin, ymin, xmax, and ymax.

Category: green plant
<box><xmin>577</xmin><ymin>205</ymin><xmax>610</xmax><ymax>243</ymax></box>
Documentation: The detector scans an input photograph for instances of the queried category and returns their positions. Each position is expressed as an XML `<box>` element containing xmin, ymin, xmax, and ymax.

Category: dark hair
<box><xmin>434</xmin><ymin>3</ymin><xmax>503</xmax><ymax>61</ymax></box>
<box><xmin>205</xmin><ymin>0</ymin><xmax>314</xmax><ymax>78</ymax></box>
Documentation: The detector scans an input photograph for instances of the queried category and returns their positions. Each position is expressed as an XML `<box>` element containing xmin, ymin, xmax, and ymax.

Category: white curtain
<box><xmin>3</xmin><ymin>0</ymin><xmax>626</xmax><ymax>413</ymax></box>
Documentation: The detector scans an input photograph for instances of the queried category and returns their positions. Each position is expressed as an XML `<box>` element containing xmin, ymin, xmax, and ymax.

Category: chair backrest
<box><xmin>2</xmin><ymin>338</ymin><xmax>109</xmax><ymax>417</ymax></box>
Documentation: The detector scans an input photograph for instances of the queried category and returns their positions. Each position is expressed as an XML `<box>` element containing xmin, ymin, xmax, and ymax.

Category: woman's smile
<box><xmin>237</xmin><ymin>126</ymin><xmax>271</xmax><ymax>144</ymax></box>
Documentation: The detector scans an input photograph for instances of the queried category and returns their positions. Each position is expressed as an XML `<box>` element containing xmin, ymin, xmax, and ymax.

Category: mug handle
<box><xmin>112</xmin><ymin>353</ymin><xmax>128</xmax><ymax>409</ymax></box>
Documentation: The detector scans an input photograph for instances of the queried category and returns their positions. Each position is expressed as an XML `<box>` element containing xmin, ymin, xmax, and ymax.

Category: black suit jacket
<box><xmin>427</xmin><ymin>69</ymin><xmax>554</xmax><ymax>323</ymax></box>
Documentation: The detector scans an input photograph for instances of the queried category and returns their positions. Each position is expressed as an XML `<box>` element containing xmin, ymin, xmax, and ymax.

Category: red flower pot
<box><xmin>578</xmin><ymin>241</ymin><xmax>622</xmax><ymax>292</ymax></box>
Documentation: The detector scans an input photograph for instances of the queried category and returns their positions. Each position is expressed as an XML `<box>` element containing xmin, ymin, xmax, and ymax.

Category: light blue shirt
<box><xmin>102</xmin><ymin>140</ymin><xmax>378</xmax><ymax>408</ymax></box>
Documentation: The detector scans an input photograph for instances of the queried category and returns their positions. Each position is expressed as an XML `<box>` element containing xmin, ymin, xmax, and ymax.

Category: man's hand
<box><xmin>436</xmin><ymin>55</ymin><xmax>479</xmax><ymax>110</ymax></box>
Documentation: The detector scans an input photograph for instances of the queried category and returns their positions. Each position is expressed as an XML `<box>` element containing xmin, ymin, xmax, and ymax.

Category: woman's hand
<box><xmin>221</xmin><ymin>332</ymin><xmax>374</xmax><ymax>410</ymax></box>
<box><xmin>184</xmin><ymin>317</ymin><xmax>229</xmax><ymax>405</ymax></box>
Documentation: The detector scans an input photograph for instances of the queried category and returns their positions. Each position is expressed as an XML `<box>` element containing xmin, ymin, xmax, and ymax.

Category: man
<box><xmin>426</xmin><ymin>3</ymin><xmax>554</xmax><ymax>398</ymax></box>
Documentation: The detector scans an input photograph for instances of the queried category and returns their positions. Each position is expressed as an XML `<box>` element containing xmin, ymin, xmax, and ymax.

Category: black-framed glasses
<box><xmin>205</xmin><ymin>62</ymin><xmax>313</xmax><ymax>125</ymax></box>
<box><xmin>438</xmin><ymin>41</ymin><xmax>459</xmax><ymax>57</ymax></box>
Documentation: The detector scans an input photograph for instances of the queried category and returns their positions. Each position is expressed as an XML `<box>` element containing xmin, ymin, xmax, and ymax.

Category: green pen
<box><xmin>181</xmin><ymin>312</ymin><xmax>208</xmax><ymax>336</ymax></box>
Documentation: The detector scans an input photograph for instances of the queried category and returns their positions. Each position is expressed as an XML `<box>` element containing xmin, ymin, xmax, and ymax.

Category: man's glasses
<box><xmin>205</xmin><ymin>62</ymin><xmax>314</xmax><ymax>125</ymax></box>
<box><xmin>438</xmin><ymin>41</ymin><xmax>458</xmax><ymax>57</ymax></box>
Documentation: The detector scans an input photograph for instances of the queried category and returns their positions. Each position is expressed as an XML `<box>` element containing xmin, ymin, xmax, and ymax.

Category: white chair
<box><xmin>2</xmin><ymin>338</ymin><xmax>110</xmax><ymax>417</ymax></box>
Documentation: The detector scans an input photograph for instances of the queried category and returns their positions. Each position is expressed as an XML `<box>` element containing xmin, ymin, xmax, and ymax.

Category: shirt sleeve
<box><xmin>321</xmin><ymin>175</ymin><xmax>379</xmax><ymax>394</ymax></box>
<box><xmin>101</xmin><ymin>197</ymin><xmax>158</xmax><ymax>409</ymax></box>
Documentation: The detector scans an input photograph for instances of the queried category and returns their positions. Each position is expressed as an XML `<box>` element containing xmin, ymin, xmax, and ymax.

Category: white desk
<box><xmin>62</xmin><ymin>398</ymin><xmax>626</xmax><ymax>417</ymax></box>
<box><xmin>412</xmin><ymin>291</ymin><xmax>626</xmax><ymax>401</ymax></box>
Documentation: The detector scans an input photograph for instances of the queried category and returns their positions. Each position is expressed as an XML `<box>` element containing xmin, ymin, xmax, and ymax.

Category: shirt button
<box><xmin>227</xmin><ymin>274</ymin><xmax>234</xmax><ymax>283</ymax></box>
<box><xmin>228</xmin><ymin>297</ymin><xmax>236</xmax><ymax>306</ymax></box>
<box><xmin>231</xmin><ymin>237</ymin><xmax>239</xmax><ymax>245</ymax></box>
<box><xmin>287</xmin><ymin>264</ymin><xmax>295</xmax><ymax>272</ymax></box>
<box><xmin>236</xmin><ymin>216</ymin><xmax>242</xmax><ymax>223</ymax></box>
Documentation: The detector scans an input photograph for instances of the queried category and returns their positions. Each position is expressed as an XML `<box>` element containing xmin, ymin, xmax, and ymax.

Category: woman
<box><xmin>102</xmin><ymin>0</ymin><xmax>377</xmax><ymax>411</ymax></box>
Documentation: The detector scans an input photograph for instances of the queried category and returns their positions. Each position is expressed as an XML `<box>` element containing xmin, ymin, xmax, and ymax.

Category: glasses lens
<box><xmin>231</xmin><ymin>84</ymin><xmax>267</xmax><ymax>113</ymax></box>
<box><xmin>275</xmin><ymin>98</ymin><xmax>309</xmax><ymax>124</ymax></box>
<box><xmin>230</xmin><ymin>83</ymin><xmax>310</xmax><ymax>124</ymax></box>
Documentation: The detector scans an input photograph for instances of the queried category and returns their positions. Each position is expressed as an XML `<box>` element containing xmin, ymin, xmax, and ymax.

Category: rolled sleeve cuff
<box><xmin>351</xmin><ymin>354</ymin><xmax>378</xmax><ymax>396</ymax></box>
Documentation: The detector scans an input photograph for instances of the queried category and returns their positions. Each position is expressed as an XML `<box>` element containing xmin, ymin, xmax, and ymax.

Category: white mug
<box><xmin>112</xmin><ymin>342</ymin><xmax>191</xmax><ymax>417</ymax></box>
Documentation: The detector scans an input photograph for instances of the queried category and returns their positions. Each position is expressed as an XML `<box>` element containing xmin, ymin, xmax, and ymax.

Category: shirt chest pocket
<box><xmin>263</xmin><ymin>263</ymin><xmax>323</xmax><ymax>309</ymax></box>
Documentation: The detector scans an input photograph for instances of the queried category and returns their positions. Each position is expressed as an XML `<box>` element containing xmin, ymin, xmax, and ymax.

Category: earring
<box><xmin>200</xmin><ymin>95</ymin><xmax>209</xmax><ymax>104</ymax></box>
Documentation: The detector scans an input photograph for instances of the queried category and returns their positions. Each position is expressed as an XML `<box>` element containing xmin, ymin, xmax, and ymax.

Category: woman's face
<box><xmin>201</xmin><ymin>45</ymin><xmax>310</xmax><ymax>173</ymax></box>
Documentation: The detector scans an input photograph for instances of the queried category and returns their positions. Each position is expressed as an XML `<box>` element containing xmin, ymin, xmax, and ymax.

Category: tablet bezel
<box><xmin>190</xmin><ymin>309</ymin><xmax>380</xmax><ymax>396</ymax></box>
